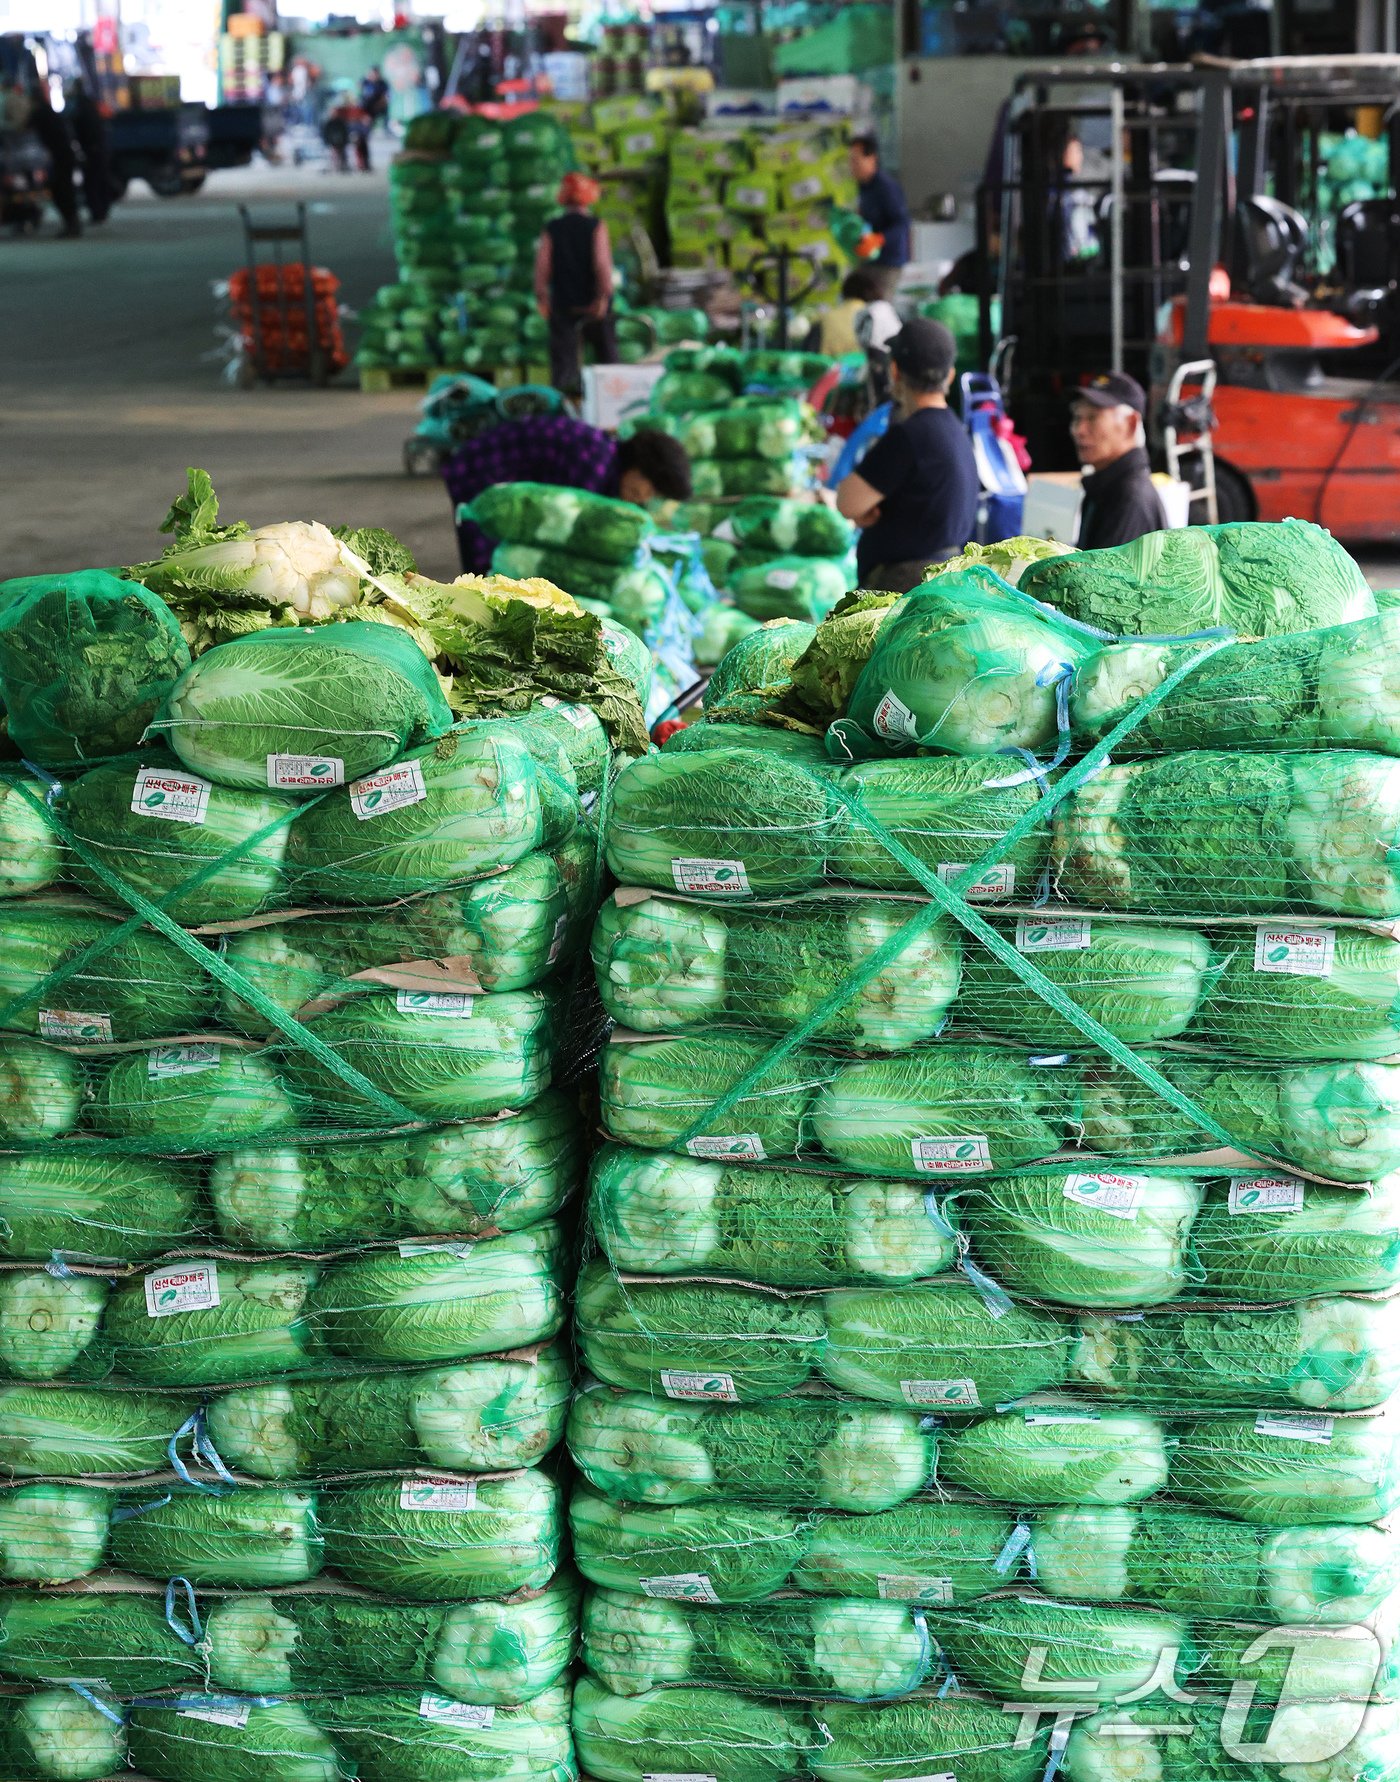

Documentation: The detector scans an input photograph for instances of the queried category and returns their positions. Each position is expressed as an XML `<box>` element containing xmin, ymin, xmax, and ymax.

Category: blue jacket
<box><xmin>857</xmin><ymin>167</ymin><xmax>911</xmax><ymax>267</ymax></box>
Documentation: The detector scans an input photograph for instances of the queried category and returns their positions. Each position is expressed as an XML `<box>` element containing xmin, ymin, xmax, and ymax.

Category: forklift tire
<box><xmin>1208</xmin><ymin>461</ymin><xmax>1257</xmax><ymax>525</ymax></box>
<box><xmin>148</xmin><ymin>166</ymin><xmax>189</xmax><ymax>198</ymax></box>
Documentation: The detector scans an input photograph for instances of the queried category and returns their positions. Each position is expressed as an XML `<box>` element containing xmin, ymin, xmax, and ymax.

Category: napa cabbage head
<box><xmin>0</xmin><ymin>1041</ymin><xmax>83</xmax><ymax>1141</ymax></box>
<box><xmin>939</xmin><ymin>1408</ymin><xmax>1170</xmax><ymax>1505</ymax></box>
<box><xmin>90</xmin><ymin>1045</ymin><xmax>297</xmax><ymax>1147</ymax></box>
<box><xmin>1171</xmin><ymin>1410</ymin><xmax>1400</xmax><ymax>1524</ymax></box>
<box><xmin>0</xmin><ymin>1686</ymin><xmax>126</xmax><ymax>1782</ymax></box>
<box><xmin>571</xmin><ymin>1674</ymin><xmax>820</xmax><ymax>1782</ymax></box>
<box><xmin>925</xmin><ymin>537</ymin><xmax>1074</xmax><ymax>588</ymax></box>
<box><xmin>0</xmin><ymin>772</ymin><xmax>62</xmax><ymax>898</ymax></box>
<box><xmin>703</xmin><ymin>618</ymin><xmax>817</xmax><ymax>723</ymax></box>
<box><xmin>101</xmin><ymin>1260</ymin><xmax>315</xmax><ymax>1387</ymax></box>
<box><xmin>964</xmin><ymin>1173</ymin><xmax>1203</xmax><ymax>1307</ymax></box>
<box><xmin>939</xmin><ymin>1596</ymin><xmax>1192</xmax><ymax>1701</ymax></box>
<box><xmin>1191</xmin><ymin>1173</ymin><xmax>1400</xmax><ymax>1300</ymax></box>
<box><xmin>0</xmin><ymin>1484</ymin><xmax>111</xmax><ymax>1583</ymax></box>
<box><xmin>0</xmin><ymin>1383</ymin><xmax>192</xmax><ymax>1477</ymax></box>
<box><xmin>153</xmin><ymin>623</ymin><xmax>452</xmax><ymax>790</ymax></box>
<box><xmin>0</xmin><ymin>1271</ymin><xmax>107</xmax><ymax>1381</ymax></box>
<box><xmin>569</xmin><ymin>1486</ymin><xmax>809</xmax><ymax>1602</ymax></box>
<box><xmin>108</xmin><ymin>1484</ymin><xmax>321</xmax><ymax>1587</ymax></box>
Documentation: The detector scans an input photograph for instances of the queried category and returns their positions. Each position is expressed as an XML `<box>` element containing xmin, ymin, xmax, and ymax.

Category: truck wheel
<box><xmin>148</xmin><ymin>165</ymin><xmax>189</xmax><ymax>198</ymax></box>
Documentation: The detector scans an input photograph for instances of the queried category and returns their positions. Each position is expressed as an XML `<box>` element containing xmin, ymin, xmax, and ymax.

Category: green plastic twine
<box><xmin>8</xmin><ymin>778</ymin><xmax>422</xmax><ymax>1129</ymax></box>
<box><xmin>669</xmin><ymin>637</ymin><xmax>1255</xmax><ymax>1158</ymax></box>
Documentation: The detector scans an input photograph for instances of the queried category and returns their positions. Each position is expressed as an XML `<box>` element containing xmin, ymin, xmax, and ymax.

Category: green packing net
<box><xmin>729</xmin><ymin>498</ymin><xmax>857</xmax><ymax>559</ymax></box>
<box><xmin>0</xmin><ymin>1223</ymin><xmax>566</xmax><ymax>1386</ymax></box>
<box><xmin>0</xmin><ymin>570</ymin><xmax>192</xmax><ymax>771</ymax></box>
<box><xmin>1016</xmin><ymin>519</ymin><xmax>1376</xmax><ymax>637</ymax></box>
<box><xmin>1073</xmin><ymin>607</ymin><xmax>1400</xmax><ymax>756</ymax></box>
<box><xmin>691</xmin><ymin>455</ymin><xmax>816</xmax><ymax>500</ymax></box>
<box><xmin>701</xmin><ymin>619</ymin><xmax>817</xmax><ymax>722</ymax></box>
<box><xmin>730</xmin><ymin>556</ymin><xmax>851</xmax><ymax>625</ymax></box>
<box><xmin>579</xmin><ymin>1582</ymin><xmax>935</xmax><ymax>1699</ymax></box>
<box><xmin>573</xmin><ymin>1261</ymin><xmax>1400</xmax><ymax>1414</ymax></box>
<box><xmin>678</xmin><ymin>401</ymin><xmax>811</xmax><ymax>463</ymax></box>
<box><xmin>466</xmin><ymin>483</ymin><xmax>655</xmax><ymax>568</ymax></box>
<box><xmin>570</xmin><ymin>1381</ymin><xmax>1400</xmax><ymax>1525</ymax></box>
<box><xmin>0</xmin><ymin>1570</ymin><xmax>578</xmax><ymax>1701</ymax></box>
<box><xmin>112</xmin><ymin>1683</ymin><xmax>575</xmax><ymax>1782</ymax></box>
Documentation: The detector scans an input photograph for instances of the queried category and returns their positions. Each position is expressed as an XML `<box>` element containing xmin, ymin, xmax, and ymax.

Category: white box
<box><xmin>1022</xmin><ymin>470</ymin><xmax>1194</xmax><ymax>543</ymax></box>
<box><xmin>583</xmin><ymin>363</ymin><xmax>666</xmax><ymax>432</ymax></box>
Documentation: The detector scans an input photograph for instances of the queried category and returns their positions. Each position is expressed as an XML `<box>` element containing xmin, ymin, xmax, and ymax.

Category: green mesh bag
<box><xmin>729</xmin><ymin>497</ymin><xmax>857</xmax><ymax>559</ymax></box>
<box><xmin>702</xmin><ymin>618</ymin><xmax>816</xmax><ymax>722</ymax></box>
<box><xmin>467</xmin><ymin>481</ymin><xmax>654</xmax><ymax>567</ymax></box>
<box><xmin>679</xmin><ymin>401</ymin><xmax>810</xmax><ymax>463</ymax></box>
<box><xmin>1018</xmin><ymin>518</ymin><xmax>1375</xmax><ymax>636</ymax></box>
<box><xmin>729</xmin><ymin>555</ymin><xmax>850</xmax><ymax>624</ymax></box>
<box><xmin>148</xmin><ymin>623</ymin><xmax>454</xmax><ymax>793</ymax></box>
<box><xmin>579</xmin><ymin>1582</ymin><xmax>935</xmax><ymax>1698</ymax></box>
<box><xmin>0</xmin><ymin>570</ymin><xmax>191</xmax><ymax>770</ymax></box>
<box><xmin>817</xmin><ymin>1696</ymin><xmax>1049</xmax><ymax>1782</ymax></box>
<box><xmin>692</xmin><ymin>455</ymin><xmax>814</xmax><ymax>499</ymax></box>
<box><xmin>1074</xmin><ymin>607</ymin><xmax>1400</xmax><ymax>756</ymax></box>
<box><xmin>572</xmin><ymin>1675</ymin><xmax>822</xmax><ymax>1782</ymax></box>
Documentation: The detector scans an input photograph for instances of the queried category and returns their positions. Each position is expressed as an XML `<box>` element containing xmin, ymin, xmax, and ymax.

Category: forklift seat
<box><xmin>1236</xmin><ymin>195</ymin><xmax>1310</xmax><ymax>308</ymax></box>
<box><xmin>1336</xmin><ymin>199</ymin><xmax>1400</xmax><ymax>327</ymax></box>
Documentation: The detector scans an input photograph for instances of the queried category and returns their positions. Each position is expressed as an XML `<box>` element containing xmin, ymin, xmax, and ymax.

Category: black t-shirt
<box><xmin>854</xmin><ymin>406</ymin><xmax>981</xmax><ymax>578</ymax></box>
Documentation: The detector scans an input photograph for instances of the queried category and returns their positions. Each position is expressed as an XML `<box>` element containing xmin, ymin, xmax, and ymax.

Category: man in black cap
<box><xmin>1071</xmin><ymin>371</ymin><xmax>1168</xmax><ymax>550</ymax></box>
<box><xmin>835</xmin><ymin>318</ymin><xmax>980</xmax><ymax>594</ymax></box>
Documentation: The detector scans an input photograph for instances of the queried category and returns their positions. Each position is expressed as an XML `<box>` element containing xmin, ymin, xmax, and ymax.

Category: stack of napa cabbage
<box><xmin>572</xmin><ymin>532</ymin><xmax>1400</xmax><ymax>1782</ymax></box>
<box><xmin>0</xmin><ymin>610</ymin><xmax>609</xmax><ymax>1780</ymax></box>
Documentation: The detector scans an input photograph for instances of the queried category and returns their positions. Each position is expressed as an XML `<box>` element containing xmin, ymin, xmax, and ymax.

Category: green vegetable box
<box><xmin>564</xmin><ymin>516</ymin><xmax>1400</xmax><ymax>1782</ymax></box>
<box><xmin>0</xmin><ymin>474</ymin><xmax>644</xmax><ymax>1782</ymax></box>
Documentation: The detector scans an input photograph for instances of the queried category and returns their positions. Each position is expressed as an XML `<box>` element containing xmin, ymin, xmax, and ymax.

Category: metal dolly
<box><xmin>236</xmin><ymin>202</ymin><xmax>330</xmax><ymax>387</ymax></box>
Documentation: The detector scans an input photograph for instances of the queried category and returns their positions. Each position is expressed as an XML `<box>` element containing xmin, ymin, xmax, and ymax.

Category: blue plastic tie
<box><xmin>44</xmin><ymin>1253</ymin><xmax>74</xmax><ymax>1278</ymax></box>
<box><xmin>938</xmin><ymin>1669</ymin><xmax>960</xmax><ymax>1698</ymax></box>
<box><xmin>165</xmin><ymin>1576</ymin><xmax>203</xmax><ymax>1646</ymax></box>
<box><xmin>995</xmin><ymin>1521</ymin><xmax>1033</xmax><ymax>1575</ymax></box>
<box><xmin>110</xmin><ymin>1493</ymin><xmax>172</xmax><ymax>1525</ymax></box>
<box><xmin>65</xmin><ymin>1684</ymin><xmax>125</xmax><ymax>1727</ymax></box>
<box><xmin>168</xmin><ymin>1410</ymin><xmax>237</xmax><ymax>1493</ymax></box>
<box><xmin>960</xmin><ymin>1255</ymin><xmax>1015</xmax><ymax>1320</ymax></box>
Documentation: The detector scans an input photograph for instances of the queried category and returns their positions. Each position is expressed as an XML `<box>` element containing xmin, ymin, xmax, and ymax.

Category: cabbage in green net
<box><xmin>1171</xmin><ymin>1412</ymin><xmax>1400</xmax><ymax>1525</ymax></box>
<box><xmin>467</xmin><ymin>481</ymin><xmax>655</xmax><ymax>565</ymax></box>
<box><xmin>0</xmin><ymin>1483</ymin><xmax>112</xmax><ymax>1582</ymax></box>
<box><xmin>315</xmin><ymin>1469</ymin><xmax>560</xmax><ymax>1599</ymax></box>
<box><xmin>939</xmin><ymin>1407</ymin><xmax>1171</xmax><ymax>1506</ymax></box>
<box><xmin>730</xmin><ymin>498</ymin><xmax>856</xmax><ymax>559</ymax></box>
<box><xmin>572</xmin><ymin>1674</ymin><xmax>821</xmax><ymax>1782</ymax></box>
<box><xmin>152</xmin><ymin>623</ymin><xmax>454</xmax><ymax>792</ymax></box>
<box><xmin>600</xmin><ymin>1031</ymin><xmax>828</xmax><ymax>1159</ymax></box>
<box><xmin>816</xmin><ymin>1695</ymin><xmax>1048</xmax><ymax>1782</ymax></box>
<box><xmin>0</xmin><ymin>1686</ymin><xmax>127</xmax><ymax>1782</ymax></box>
<box><xmin>0</xmin><ymin>1382</ymin><xmax>191</xmax><ymax>1476</ymax></box>
<box><xmin>0</xmin><ymin>773</ymin><xmax>62</xmax><ymax>898</ymax></box>
<box><xmin>662</xmin><ymin>721</ymin><xmax>831</xmax><ymax>765</ymax></box>
<box><xmin>792</xmin><ymin>1498</ymin><xmax>1013</xmax><ymax>1603</ymax></box>
<box><xmin>108</xmin><ymin>1483</ymin><xmax>321</xmax><ymax>1586</ymax></box>
<box><xmin>0</xmin><ymin>1590</ymin><xmax>197</xmax><ymax>1691</ymax></box>
<box><xmin>62</xmin><ymin>755</ymin><xmax>295</xmax><ymax>924</ymax></box>
<box><xmin>587</xmin><ymin>1144</ymin><xmax>956</xmax><ymax>1285</ymax></box>
<box><xmin>207</xmin><ymin>1090</ymin><xmax>581</xmax><ymax>1250</ymax></box>
<box><xmin>568</xmin><ymin>1384</ymin><xmax>936</xmax><ymax>1511</ymax></box>
<box><xmin>1193</xmin><ymin>927</ymin><xmax>1400</xmax><ymax>1061</ymax></box>
<box><xmin>702</xmin><ymin>619</ymin><xmax>817</xmax><ymax>723</ymax></box>
<box><xmin>569</xmin><ymin>1486</ymin><xmax>810</xmax><ymax>1603</ymax></box>
<box><xmin>100</xmin><ymin>1259</ymin><xmax>315</xmax><ymax>1387</ymax></box>
<box><xmin>580</xmin><ymin>1583</ymin><xmax>934</xmax><ymax>1699</ymax></box>
<box><xmin>1190</xmin><ymin>1175</ymin><xmax>1400</xmax><ymax>1300</ymax></box>
<box><xmin>937</xmin><ymin>1595</ymin><xmax>1192</xmax><ymax>1703</ymax></box>
<box><xmin>90</xmin><ymin>1045</ymin><xmax>298</xmax><ymax>1146</ymax></box>
<box><xmin>205</xmin><ymin>1345</ymin><xmax>570</xmax><ymax>1478</ymax></box>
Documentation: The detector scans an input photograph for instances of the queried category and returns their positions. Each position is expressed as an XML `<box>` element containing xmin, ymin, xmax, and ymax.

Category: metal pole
<box><xmin>1110</xmin><ymin>83</ymin><xmax>1126</xmax><ymax>372</ymax></box>
<box><xmin>1182</xmin><ymin>70</ymin><xmax>1228</xmax><ymax>364</ymax></box>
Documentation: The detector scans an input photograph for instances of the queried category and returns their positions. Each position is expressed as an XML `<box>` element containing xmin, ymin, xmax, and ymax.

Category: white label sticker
<box><xmin>417</xmin><ymin>1695</ymin><xmax>495</xmax><ymax>1729</ymax></box>
<box><xmin>38</xmin><ymin>1009</ymin><xmax>112</xmax><ymax>1043</ymax></box>
<box><xmin>267</xmin><ymin>754</ymin><xmax>344</xmax><ymax>791</ymax></box>
<box><xmin>671</xmin><ymin>857</ymin><xmax>751</xmax><ymax>896</ymax></box>
<box><xmin>732</xmin><ymin>184</ymin><xmax>767</xmax><ymax>207</ymax></box>
<box><xmin>900</xmin><ymin>1377</ymin><xmax>981</xmax><ymax>1408</ymax></box>
<box><xmin>911</xmin><ymin>1135</ymin><xmax>991</xmax><ymax>1174</ymax></box>
<box><xmin>661</xmin><ymin>1370</ymin><xmax>740</xmax><ymax>1402</ymax></box>
<box><xmin>1016</xmin><ymin>917</ymin><xmax>1093</xmax><ymax>953</ymax></box>
<box><xmin>788</xmin><ymin>174</ymin><xmax>824</xmax><ymax>201</ymax></box>
<box><xmin>644</xmin><ymin>1775</ymin><xmax>717</xmax><ymax>1782</ymax></box>
<box><xmin>397</xmin><ymin>1241</ymin><xmax>476</xmax><ymax>1259</ymax></box>
<box><xmin>148</xmin><ymin>1043</ymin><xmax>220</xmax><ymax>1079</ymax></box>
<box><xmin>1024</xmin><ymin>1408</ymin><xmax>1102</xmax><ymax>1426</ymax></box>
<box><xmin>1063</xmin><ymin>1172</ymin><xmax>1146</xmax><ymax>1220</ymax></box>
<box><xmin>624</xmin><ymin>131</ymin><xmax>656</xmax><ymax>153</ymax></box>
<box><xmin>398</xmin><ymin>1480</ymin><xmax>479</xmax><ymax>1511</ymax></box>
<box><xmin>350</xmin><ymin>759</ymin><xmax>428</xmax><ymax>820</ymax></box>
<box><xmin>766</xmin><ymin>567</ymin><xmax>800</xmax><ymax>590</ymax></box>
<box><xmin>1229</xmin><ymin>1175</ymin><xmax>1305</xmax><ymax>1215</ymax></box>
<box><xmin>1255</xmin><ymin>1413</ymin><xmax>1335</xmax><ymax>1444</ymax></box>
<box><xmin>1253</xmin><ymin>925</ymin><xmax>1336</xmax><ymax>978</ymax></box>
<box><xmin>885</xmin><ymin>1775</ymin><xmax>956</xmax><ymax>1782</ymax></box>
<box><xmin>640</xmin><ymin>1572</ymin><xmax>721</xmax><ymax>1603</ymax></box>
<box><xmin>145</xmin><ymin>1262</ymin><xmax>220</xmax><ymax>1319</ymax></box>
<box><xmin>394</xmin><ymin>990</ymin><xmax>474</xmax><ymax>1017</ymax></box>
<box><xmin>539</xmin><ymin>697</ymin><xmax>593</xmax><ymax>729</ymax></box>
<box><xmin>177</xmin><ymin>1699</ymin><xmax>250</xmax><ymax>1729</ymax></box>
<box><xmin>131</xmin><ymin>766</ymin><xmax>210</xmax><ymax>826</ymax></box>
<box><xmin>877</xmin><ymin>1573</ymin><xmax>955</xmax><ymax>1604</ymax></box>
<box><xmin>685</xmin><ymin>1134</ymin><xmax>766</xmax><ymax>1162</ymax></box>
<box><xmin>872</xmin><ymin>689</ymin><xmax>919</xmax><ymax>743</ymax></box>
<box><xmin>937</xmin><ymin>863</ymin><xmax>1016</xmax><ymax>900</ymax></box>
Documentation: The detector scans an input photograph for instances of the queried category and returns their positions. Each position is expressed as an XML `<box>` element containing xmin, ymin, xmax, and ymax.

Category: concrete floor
<box><xmin>0</xmin><ymin>161</ymin><xmax>462</xmax><ymax>581</ymax></box>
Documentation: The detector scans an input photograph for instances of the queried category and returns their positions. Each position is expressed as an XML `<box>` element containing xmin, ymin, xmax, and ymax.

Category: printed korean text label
<box><xmin>900</xmin><ymin>1377</ymin><xmax>980</xmax><ymax>1408</ymax></box>
<box><xmin>418</xmin><ymin>1696</ymin><xmax>494</xmax><ymax>1729</ymax></box>
<box><xmin>661</xmin><ymin>1370</ymin><xmax>740</xmax><ymax>1403</ymax></box>
<box><xmin>148</xmin><ymin>1043</ymin><xmax>220</xmax><ymax>1079</ymax></box>
<box><xmin>399</xmin><ymin>1479</ymin><xmax>479</xmax><ymax>1510</ymax></box>
<box><xmin>877</xmin><ymin>1574</ymin><xmax>955</xmax><ymax>1604</ymax></box>
<box><xmin>1255</xmin><ymin>1413</ymin><xmax>1334</xmax><ymax>1444</ymax></box>
<box><xmin>1229</xmin><ymin>1175</ymin><xmax>1304</xmax><ymax>1215</ymax></box>
<box><xmin>39</xmin><ymin>1009</ymin><xmax>112</xmax><ymax>1043</ymax></box>
<box><xmin>145</xmin><ymin>1262</ymin><xmax>220</xmax><ymax>1319</ymax></box>
<box><xmin>912</xmin><ymin>1136</ymin><xmax>990</xmax><ymax>1174</ymax></box>
<box><xmin>686</xmin><ymin>1134</ymin><xmax>766</xmax><ymax>1162</ymax></box>
<box><xmin>350</xmin><ymin>759</ymin><xmax>427</xmax><ymax>820</ymax></box>
<box><xmin>640</xmin><ymin>1573</ymin><xmax>720</xmax><ymax>1603</ymax></box>
<box><xmin>1063</xmin><ymin>1172</ymin><xmax>1146</xmax><ymax>1220</ymax></box>
<box><xmin>267</xmin><ymin>755</ymin><xmax>344</xmax><ymax>791</ymax></box>
<box><xmin>177</xmin><ymin>1700</ymin><xmax>250</xmax><ymax>1729</ymax></box>
<box><xmin>1016</xmin><ymin>917</ymin><xmax>1092</xmax><ymax>953</ymax></box>
<box><xmin>131</xmin><ymin>767</ymin><xmax>210</xmax><ymax>826</ymax></box>
<box><xmin>395</xmin><ymin>989</ymin><xmax>474</xmax><ymax>1017</ymax></box>
<box><xmin>1253</xmin><ymin>926</ymin><xmax>1335</xmax><ymax>978</ymax></box>
<box><xmin>872</xmin><ymin>689</ymin><xmax>919</xmax><ymax>743</ymax></box>
<box><xmin>671</xmin><ymin>858</ymin><xmax>751</xmax><ymax>896</ymax></box>
<box><xmin>937</xmin><ymin>863</ymin><xmax>1015</xmax><ymax>900</ymax></box>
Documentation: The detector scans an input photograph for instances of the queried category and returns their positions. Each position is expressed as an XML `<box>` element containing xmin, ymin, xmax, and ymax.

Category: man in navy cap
<box><xmin>835</xmin><ymin>317</ymin><xmax>980</xmax><ymax>593</ymax></box>
<box><xmin>1071</xmin><ymin>371</ymin><xmax>1168</xmax><ymax>549</ymax></box>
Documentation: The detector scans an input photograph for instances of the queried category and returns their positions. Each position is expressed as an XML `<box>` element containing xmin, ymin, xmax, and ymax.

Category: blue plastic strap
<box><xmin>109</xmin><ymin>1493</ymin><xmax>171</xmax><ymax>1524</ymax></box>
<box><xmin>995</xmin><ymin>1520</ymin><xmax>1033</xmax><ymax>1575</ymax></box>
<box><xmin>168</xmin><ymin>1411</ymin><xmax>236</xmax><ymax>1493</ymax></box>
<box><xmin>922</xmin><ymin>1191</ymin><xmax>955</xmax><ymax>1239</ymax></box>
<box><xmin>44</xmin><ymin>1253</ymin><xmax>74</xmax><ymax>1278</ymax></box>
<box><xmin>960</xmin><ymin>1255</ymin><xmax>1015</xmax><ymax>1320</ymax></box>
<box><xmin>1043</xmin><ymin>1722</ymin><xmax>1070</xmax><ymax>1782</ymax></box>
<box><xmin>66</xmin><ymin>1684</ymin><xmax>125</xmax><ymax>1726</ymax></box>
<box><xmin>938</xmin><ymin>1669</ymin><xmax>960</xmax><ymax>1698</ymax></box>
<box><xmin>165</xmin><ymin>1576</ymin><xmax>203</xmax><ymax>1647</ymax></box>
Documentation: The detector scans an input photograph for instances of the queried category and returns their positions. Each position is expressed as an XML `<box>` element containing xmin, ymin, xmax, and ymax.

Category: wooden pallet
<box><xmin>358</xmin><ymin>364</ymin><xmax>444</xmax><ymax>392</ymax></box>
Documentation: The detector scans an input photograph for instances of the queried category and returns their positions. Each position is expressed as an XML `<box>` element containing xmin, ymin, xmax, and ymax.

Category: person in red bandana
<box><xmin>534</xmin><ymin>171</ymin><xmax>617</xmax><ymax>397</ymax></box>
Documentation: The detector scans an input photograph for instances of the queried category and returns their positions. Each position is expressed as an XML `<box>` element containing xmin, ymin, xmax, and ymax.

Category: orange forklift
<box><xmin>988</xmin><ymin>56</ymin><xmax>1400</xmax><ymax>539</ymax></box>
